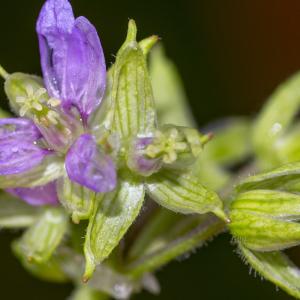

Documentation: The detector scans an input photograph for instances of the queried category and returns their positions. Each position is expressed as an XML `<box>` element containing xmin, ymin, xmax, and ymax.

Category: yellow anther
<box><xmin>17</xmin><ymin>85</ymin><xmax>48</xmax><ymax>116</ymax></box>
<box><xmin>48</xmin><ymin>98</ymin><xmax>61</xmax><ymax>108</ymax></box>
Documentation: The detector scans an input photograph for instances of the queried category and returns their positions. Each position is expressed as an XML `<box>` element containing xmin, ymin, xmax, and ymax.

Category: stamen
<box><xmin>47</xmin><ymin>98</ymin><xmax>61</xmax><ymax>107</ymax></box>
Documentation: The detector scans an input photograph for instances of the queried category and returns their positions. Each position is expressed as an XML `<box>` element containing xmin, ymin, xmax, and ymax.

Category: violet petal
<box><xmin>7</xmin><ymin>181</ymin><xmax>59</xmax><ymax>206</ymax></box>
<box><xmin>36</xmin><ymin>0</ymin><xmax>106</xmax><ymax>120</ymax></box>
<box><xmin>0</xmin><ymin>118</ymin><xmax>51</xmax><ymax>175</ymax></box>
<box><xmin>65</xmin><ymin>134</ymin><xmax>116</xmax><ymax>193</ymax></box>
<box><xmin>127</xmin><ymin>137</ymin><xmax>162</xmax><ymax>176</ymax></box>
<box><xmin>0</xmin><ymin>118</ymin><xmax>42</xmax><ymax>142</ymax></box>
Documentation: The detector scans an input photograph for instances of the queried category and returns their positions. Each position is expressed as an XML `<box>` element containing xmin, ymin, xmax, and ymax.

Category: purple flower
<box><xmin>65</xmin><ymin>134</ymin><xmax>116</xmax><ymax>192</ymax></box>
<box><xmin>36</xmin><ymin>0</ymin><xmax>106</xmax><ymax>122</ymax></box>
<box><xmin>0</xmin><ymin>0</ymin><xmax>116</xmax><ymax>206</ymax></box>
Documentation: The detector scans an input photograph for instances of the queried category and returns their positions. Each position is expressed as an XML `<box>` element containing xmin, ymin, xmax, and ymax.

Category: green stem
<box><xmin>125</xmin><ymin>215</ymin><xmax>224</xmax><ymax>278</ymax></box>
<box><xmin>0</xmin><ymin>64</ymin><xmax>9</xmax><ymax>79</ymax></box>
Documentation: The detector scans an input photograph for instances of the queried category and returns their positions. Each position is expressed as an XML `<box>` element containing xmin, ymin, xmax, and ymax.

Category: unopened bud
<box><xmin>229</xmin><ymin>189</ymin><xmax>300</xmax><ymax>251</ymax></box>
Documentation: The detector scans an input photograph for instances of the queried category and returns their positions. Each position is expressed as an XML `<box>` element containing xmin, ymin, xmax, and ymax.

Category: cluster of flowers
<box><xmin>0</xmin><ymin>0</ymin><xmax>228</xmax><ymax>298</ymax></box>
<box><xmin>4</xmin><ymin>1</ymin><xmax>300</xmax><ymax>300</ymax></box>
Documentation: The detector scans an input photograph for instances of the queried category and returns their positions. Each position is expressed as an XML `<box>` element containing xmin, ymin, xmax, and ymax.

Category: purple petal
<box><xmin>7</xmin><ymin>182</ymin><xmax>59</xmax><ymax>206</ymax></box>
<box><xmin>36</xmin><ymin>0</ymin><xmax>106</xmax><ymax>120</ymax></box>
<box><xmin>127</xmin><ymin>137</ymin><xmax>162</xmax><ymax>176</ymax></box>
<box><xmin>0</xmin><ymin>118</ymin><xmax>42</xmax><ymax>143</ymax></box>
<box><xmin>65</xmin><ymin>134</ymin><xmax>116</xmax><ymax>193</ymax></box>
<box><xmin>0</xmin><ymin>118</ymin><xmax>51</xmax><ymax>175</ymax></box>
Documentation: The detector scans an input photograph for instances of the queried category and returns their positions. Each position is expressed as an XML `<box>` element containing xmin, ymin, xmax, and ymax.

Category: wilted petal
<box><xmin>7</xmin><ymin>182</ymin><xmax>59</xmax><ymax>206</ymax></box>
<box><xmin>36</xmin><ymin>0</ymin><xmax>106</xmax><ymax>120</ymax></box>
<box><xmin>65</xmin><ymin>134</ymin><xmax>116</xmax><ymax>193</ymax></box>
<box><xmin>0</xmin><ymin>118</ymin><xmax>52</xmax><ymax>175</ymax></box>
<box><xmin>127</xmin><ymin>136</ymin><xmax>162</xmax><ymax>176</ymax></box>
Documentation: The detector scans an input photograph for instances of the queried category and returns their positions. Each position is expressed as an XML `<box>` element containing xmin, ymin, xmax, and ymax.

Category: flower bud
<box><xmin>229</xmin><ymin>189</ymin><xmax>300</xmax><ymax>251</ymax></box>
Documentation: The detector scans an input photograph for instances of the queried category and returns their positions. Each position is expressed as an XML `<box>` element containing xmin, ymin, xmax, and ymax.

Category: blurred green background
<box><xmin>1</xmin><ymin>0</ymin><xmax>300</xmax><ymax>299</ymax></box>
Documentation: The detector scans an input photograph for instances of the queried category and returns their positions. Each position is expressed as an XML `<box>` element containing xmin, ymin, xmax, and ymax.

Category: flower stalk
<box><xmin>0</xmin><ymin>64</ymin><xmax>8</xmax><ymax>79</ymax></box>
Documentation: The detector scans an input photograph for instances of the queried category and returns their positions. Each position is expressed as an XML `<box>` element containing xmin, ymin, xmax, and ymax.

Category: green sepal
<box><xmin>111</xmin><ymin>20</ymin><xmax>157</xmax><ymax>138</ymax></box>
<box><xmin>57</xmin><ymin>172</ymin><xmax>97</xmax><ymax>224</ymax></box>
<box><xmin>139</xmin><ymin>35</ymin><xmax>159</xmax><ymax>56</ymax></box>
<box><xmin>150</xmin><ymin>45</ymin><xmax>195</xmax><ymax>127</ymax></box>
<box><xmin>145</xmin><ymin>169</ymin><xmax>228</xmax><ymax>221</ymax></box>
<box><xmin>230</xmin><ymin>190</ymin><xmax>300</xmax><ymax>251</ymax></box>
<box><xmin>252</xmin><ymin>71</ymin><xmax>300</xmax><ymax>168</ymax></box>
<box><xmin>89</xmin><ymin>35</ymin><xmax>158</xmax><ymax>132</ymax></box>
<box><xmin>16</xmin><ymin>208</ymin><xmax>68</xmax><ymax>263</ymax></box>
<box><xmin>4</xmin><ymin>72</ymin><xmax>44</xmax><ymax>115</ymax></box>
<box><xmin>12</xmin><ymin>241</ymin><xmax>68</xmax><ymax>283</ymax></box>
<box><xmin>236</xmin><ymin>162</ymin><xmax>300</xmax><ymax>193</ymax></box>
<box><xmin>83</xmin><ymin>178</ymin><xmax>145</xmax><ymax>281</ymax></box>
<box><xmin>231</xmin><ymin>189</ymin><xmax>300</xmax><ymax>220</ymax></box>
<box><xmin>0</xmin><ymin>156</ymin><xmax>64</xmax><ymax>189</ymax></box>
<box><xmin>0</xmin><ymin>193</ymin><xmax>40</xmax><ymax>228</ymax></box>
<box><xmin>240</xmin><ymin>244</ymin><xmax>300</xmax><ymax>299</ymax></box>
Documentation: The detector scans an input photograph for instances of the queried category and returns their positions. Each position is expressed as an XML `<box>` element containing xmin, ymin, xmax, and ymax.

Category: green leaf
<box><xmin>150</xmin><ymin>45</ymin><xmax>195</xmax><ymax>127</ymax></box>
<box><xmin>145</xmin><ymin>169</ymin><xmax>228</xmax><ymax>221</ymax></box>
<box><xmin>16</xmin><ymin>208</ymin><xmax>68</xmax><ymax>263</ymax></box>
<box><xmin>83</xmin><ymin>179</ymin><xmax>145</xmax><ymax>281</ymax></box>
<box><xmin>0</xmin><ymin>193</ymin><xmax>40</xmax><ymax>228</ymax></box>
<box><xmin>230</xmin><ymin>189</ymin><xmax>300</xmax><ymax>251</ymax></box>
<box><xmin>192</xmin><ymin>157</ymin><xmax>231</xmax><ymax>191</ymax></box>
<box><xmin>0</xmin><ymin>156</ymin><xmax>64</xmax><ymax>189</ymax></box>
<box><xmin>125</xmin><ymin>215</ymin><xmax>224</xmax><ymax>278</ymax></box>
<box><xmin>236</xmin><ymin>162</ymin><xmax>300</xmax><ymax>193</ymax></box>
<box><xmin>274</xmin><ymin>122</ymin><xmax>300</xmax><ymax>164</ymax></box>
<box><xmin>111</xmin><ymin>20</ymin><xmax>157</xmax><ymax>138</ymax></box>
<box><xmin>252</xmin><ymin>71</ymin><xmax>300</xmax><ymax>168</ymax></box>
<box><xmin>57</xmin><ymin>172</ymin><xmax>97</xmax><ymax>224</ymax></box>
<box><xmin>12</xmin><ymin>241</ymin><xmax>68</xmax><ymax>283</ymax></box>
<box><xmin>240</xmin><ymin>244</ymin><xmax>300</xmax><ymax>299</ymax></box>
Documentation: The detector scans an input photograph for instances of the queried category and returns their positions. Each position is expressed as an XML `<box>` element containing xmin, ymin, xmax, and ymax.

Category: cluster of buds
<box><xmin>0</xmin><ymin>0</ymin><xmax>228</xmax><ymax>298</ymax></box>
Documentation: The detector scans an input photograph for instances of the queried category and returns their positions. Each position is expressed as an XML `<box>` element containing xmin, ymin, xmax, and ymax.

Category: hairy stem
<box><xmin>125</xmin><ymin>215</ymin><xmax>224</xmax><ymax>278</ymax></box>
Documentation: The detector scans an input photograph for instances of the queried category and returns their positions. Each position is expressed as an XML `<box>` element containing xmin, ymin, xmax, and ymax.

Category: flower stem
<box><xmin>0</xmin><ymin>65</ymin><xmax>9</xmax><ymax>79</ymax></box>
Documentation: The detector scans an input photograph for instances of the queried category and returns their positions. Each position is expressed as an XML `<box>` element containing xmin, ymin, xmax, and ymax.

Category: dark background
<box><xmin>0</xmin><ymin>0</ymin><xmax>299</xmax><ymax>299</ymax></box>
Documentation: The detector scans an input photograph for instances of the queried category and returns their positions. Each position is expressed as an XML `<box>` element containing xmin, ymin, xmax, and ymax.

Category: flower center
<box><xmin>16</xmin><ymin>85</ymin><xmax>62</xmax><ymax>126</ymax></box>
